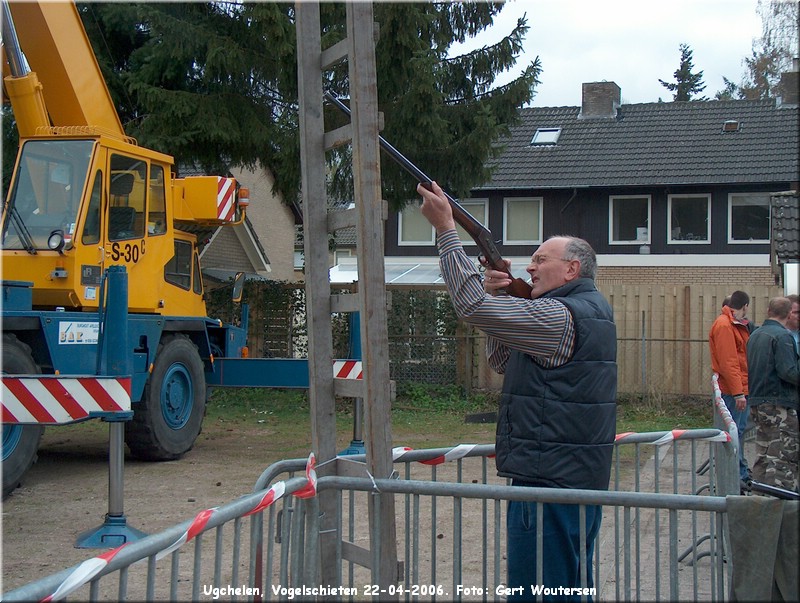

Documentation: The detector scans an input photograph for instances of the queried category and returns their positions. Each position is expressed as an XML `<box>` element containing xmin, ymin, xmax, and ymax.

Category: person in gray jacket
<box><xmin>746</xmin><ymin>296</ymin><xmax>799</xmax><ymax>492</ymax></box>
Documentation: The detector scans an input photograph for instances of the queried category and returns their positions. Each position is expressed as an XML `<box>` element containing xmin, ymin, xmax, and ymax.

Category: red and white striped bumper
<box><xmin>1</xmin><ymin>376</ymin><xmax>132</xmax><ymax>425</ymax></box>
<box><xmin>333</xmin><ymin>360</ymin><xmax>363</xmax><ymax>380</ymax></box>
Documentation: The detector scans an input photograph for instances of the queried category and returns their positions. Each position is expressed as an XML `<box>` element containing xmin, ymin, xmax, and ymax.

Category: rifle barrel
<box><xmin>324</xmin><ymin>92</ymin><xmax>532</xmax><ymax>299</ymax></box>
<box><xmin>324</xmin><ymin>92</ymin><xmax>471</xmax><ymax>214</ymax></box>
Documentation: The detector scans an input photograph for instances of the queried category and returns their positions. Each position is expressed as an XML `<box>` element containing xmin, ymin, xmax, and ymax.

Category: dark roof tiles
<box><xmin>480</xmin><ymin>99</ymin><xmax>799</xmax><ymax>190</ymax></box>
<box><xmin>771</xmin><ymin>192</ymin><xmax>799</xmax><ymax>262</ymax></box>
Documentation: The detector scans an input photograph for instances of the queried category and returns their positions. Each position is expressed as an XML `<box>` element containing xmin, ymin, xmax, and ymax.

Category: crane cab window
<box><xmin>2</xmin><ymin>139</ymin><xmax>93</xmax><ymax>250</ymax></box>
<box><xmin>193</xmin><ymin>250</ymin><xmax>203</xmax><ymax>294</ymax></box>
<box><xmin>165</xmin><ymin>239</ymin><xmax>192</xmax><ymax>290</ymax></box>
<box><xmin>81</xmin><ymin>171</ymin><xmax>102</xmax><ymax>244</ymax></box>
<box><xmin>148</xmin><ymin>165</ymin><xmax>167</xmax><ymax>235</ymax></box>
<box><xmin>108</xmin><ymin>155</ymin><xmax>146</xmax><ymax>241</ymax></box>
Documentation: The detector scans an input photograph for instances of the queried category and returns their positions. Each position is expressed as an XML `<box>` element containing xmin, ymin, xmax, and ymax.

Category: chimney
<box><xmin>579</xmin><ymin>81</ymin><xmax>621</xmax><ymax>119</ymax></box>
<box><xmin>777</xmin><ymin>58</ymin><xmax>799</xmax><ymax>107</ymax></box>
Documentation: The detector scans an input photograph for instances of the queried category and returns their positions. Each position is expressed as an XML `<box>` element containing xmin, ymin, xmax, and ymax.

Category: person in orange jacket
<box><xmin>709</xmin><ymin>290</ymin><xmax>752</xmax><ymax>490</ymax></box>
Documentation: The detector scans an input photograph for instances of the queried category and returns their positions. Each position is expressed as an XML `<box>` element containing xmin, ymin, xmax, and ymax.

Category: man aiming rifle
<box><xmin>417</xmin><ymin>180</ymin><xmax>617</xmax><ymax>601</ymax></box>
<box><xmin>328</xmin><ymin>93</ymin><xmax>618</xmax><ymax>600</ymax></box>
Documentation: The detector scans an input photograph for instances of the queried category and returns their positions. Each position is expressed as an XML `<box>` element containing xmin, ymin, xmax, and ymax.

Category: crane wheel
<box><xmin>2</xmin><ymin>334</ymin><xmax>44</xmax><ymax>498</ymax></box>
<box><xmin>125</xmin><ymin>334</ymin><xmax>206</xmax><ymax>461</ymax></box>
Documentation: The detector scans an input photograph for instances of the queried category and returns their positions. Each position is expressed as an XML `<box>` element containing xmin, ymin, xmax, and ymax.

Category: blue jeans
<box><xmin>507</xmin><ymin>493</ymin><xmax>602</xmax><ymax>602</ymax></box>
<box><xmin>722</xmin><ymin>394</ymin><xmax>750</xmax><ymax>481</ymax></box>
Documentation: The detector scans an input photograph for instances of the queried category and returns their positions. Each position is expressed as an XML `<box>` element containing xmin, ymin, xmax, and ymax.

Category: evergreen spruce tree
<box><xmin>79</xmin><ymin>2</ymin><xmax>301</xmax><ymax>200</ymax></box>
<box><xmin>714</xmin><ymin>77</ymin><xmax>740</xmax><ymax>101</ymax></box>
<box><xmin>73</xmin><ymin>2</ymin><xmax>540</xmax><ymax>209</ymax></box>
<box><xmin>659</xmin><ymin>43</ymin><xmax>707</xmax><ymax>101</ymax></box>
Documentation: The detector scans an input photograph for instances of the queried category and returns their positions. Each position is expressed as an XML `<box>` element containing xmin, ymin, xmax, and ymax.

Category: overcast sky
<box><xmin>463</xmin><ymin>0</ymin><xmax>764</xmax><ymax>106</ymax></box>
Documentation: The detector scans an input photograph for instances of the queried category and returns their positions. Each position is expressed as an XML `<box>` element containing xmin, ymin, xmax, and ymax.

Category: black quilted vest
<box><xmin>495</xmin><ymin>278</ymin><xmax>617</xmax><ymax>490</ymax></box>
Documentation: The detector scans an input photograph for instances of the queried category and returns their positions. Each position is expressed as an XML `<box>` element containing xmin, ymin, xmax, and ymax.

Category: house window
<box><xmin>609</xmin><ymin>195</ymin><xmax>651</xmax><ymax>244</ymax></box>
<box><xmin>668</xmin><ymin>194</ymin><xmax>710</xmax><ymax>244</ymax></box>
<box><xmin>399</xmin><ymin>204</ymin><xmax>435</xmax><ymax>245</ymax></box>
<box><xmin>334</xmin><ymin>248</ymin><xmax>352</xmax><ymax>264</ymax></box>
<box><xmin>531</xmin><ymin>128</ymin><xmax>561</xmax><ymax>145</ymax></box>
<box><xmin>399</xmin><ymin>198</ymin><xmax>487</xmax><ymax>246</ymax></box>
<box><xmin>454</xmin><ymin>199</ymin><xmax>488</xmax><ymax>246</ymax></box>
<box><xmin>503</xmin><ymin>197</ymin><xmax>542</xmax><ymax>244</ymax></box>
<box><xmin>728</xmin><ymin>193</ymin><xmax>770</xmax><ymax>243</ymax></box>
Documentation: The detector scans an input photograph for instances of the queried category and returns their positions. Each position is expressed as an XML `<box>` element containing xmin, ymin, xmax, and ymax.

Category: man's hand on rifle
<box><xmin>417</xmin><ymin>181</ymin><xmax>456</xmax><ymax>234</ymax></box>
<box><xmin>482</xmin><ymin>260</ymin><xmax>514</xmax><ymax>297</ymax></box>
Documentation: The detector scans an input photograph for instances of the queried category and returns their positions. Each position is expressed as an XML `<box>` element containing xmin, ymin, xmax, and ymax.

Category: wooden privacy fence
<box><xmin>470</xmin><ymin>284</ymin><xmax>782</xmax><ymax>396</ymax></box>
<box><xmin>220</xmin><ymin>282</ymin><xmax>783</xmax><ymax>397</ymax></box>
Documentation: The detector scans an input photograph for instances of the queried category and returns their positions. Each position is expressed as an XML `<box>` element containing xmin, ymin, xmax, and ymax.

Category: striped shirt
<box><xmin>437</xmin><ymin>229</ymin><xmax>575</xmax><ymax>374</ymax></box>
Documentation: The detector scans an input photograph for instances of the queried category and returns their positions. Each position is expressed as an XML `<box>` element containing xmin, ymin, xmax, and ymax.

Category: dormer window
<box><xmin>722</xmin><ymin>120</ymin><xmax>741</xmax><ymax>132</ymax></box>
<box><xmin>531</xmin><ymin>128</ymin><xmax>561</xmax><ymax>145</ymax></box>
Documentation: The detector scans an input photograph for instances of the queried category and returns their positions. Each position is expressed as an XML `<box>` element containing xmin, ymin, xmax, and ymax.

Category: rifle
<box><xmin>324</xmin><ymin>92</ymin><xmax>532</xmax><ymax>299</ymax></box>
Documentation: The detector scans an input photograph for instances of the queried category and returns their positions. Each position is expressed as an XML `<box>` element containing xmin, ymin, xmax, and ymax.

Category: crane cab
<box><xmin>1</xmin><ymin>132</ymin><xmax>239</xmax><ymax>316</ymax></box>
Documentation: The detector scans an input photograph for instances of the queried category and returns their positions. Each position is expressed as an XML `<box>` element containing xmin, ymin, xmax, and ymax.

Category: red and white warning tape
<box><xmin>651</xmin><ymin>428</ymin><xmax>729</xmax><ymax>446</ymax></box>
<box><xmin>158</xmin><ymin>453</ymin><xmax>317</xmax><ymax>560</ymax></box>
<box><xmin>392</xmin><ymin>443</ymin><xmax>483</xmax><ymax>465</ymax></box>
<box><xmin>615</xmin><ymin>428</ymin><xmax>730</xmax><ymax>445</ymax></box>
<box><xmin>41</xmin><ymin>454</ymin><xmax>317</xmax><ymax>602</ymax></box>
<box><xmin>40</xmin><ymin>545</ymin><xmax>128</xmax><ymax>602</ymax></box>
<box><xmin>711</xmin><ymin>372</ymin><xmax>738</xmax><ymax>434</ymax></box>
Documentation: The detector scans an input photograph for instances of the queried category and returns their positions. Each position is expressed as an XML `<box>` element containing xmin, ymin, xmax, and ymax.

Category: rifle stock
<box><xmin>325</xmin><ymin>92</ymin><xmax>532</xmax><ymax>299</ymax></box>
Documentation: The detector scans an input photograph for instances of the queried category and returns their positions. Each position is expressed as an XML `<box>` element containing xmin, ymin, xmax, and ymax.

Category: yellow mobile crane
<box><xmin>1</xmin><ymin>1</ymin><xmax>254</xmax><ymax>496</ymax></box>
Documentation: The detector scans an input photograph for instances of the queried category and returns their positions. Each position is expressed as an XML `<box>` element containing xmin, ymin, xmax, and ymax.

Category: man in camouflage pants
<box><xmin>746</xmin><ymin>297</ymin><xmax>799</xmax><ymax>492</ymax></box>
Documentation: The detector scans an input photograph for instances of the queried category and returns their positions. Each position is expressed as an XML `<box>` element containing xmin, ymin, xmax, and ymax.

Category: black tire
<box><xmin>2</xmin><ymin>334</ymin><xmax>44</xmax><ymax>498</ymax></box>
<box><xmin>125</xmin><ymin>334</ymin><xmax>206</xmax><ymax>461</ymax></box>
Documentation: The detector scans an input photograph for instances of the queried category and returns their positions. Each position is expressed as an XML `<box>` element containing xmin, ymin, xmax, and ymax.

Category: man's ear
<box><xmin>565</xmin><ymin>259</ymin><xmax>581</xmax><ymax>281</ymax></box>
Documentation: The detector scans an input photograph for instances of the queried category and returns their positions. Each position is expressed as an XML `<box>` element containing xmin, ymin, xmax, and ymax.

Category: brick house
<box><xmin>381</xmin><ymin>73</ymin><xmax>799</xmax><ymax>289</ymax></box>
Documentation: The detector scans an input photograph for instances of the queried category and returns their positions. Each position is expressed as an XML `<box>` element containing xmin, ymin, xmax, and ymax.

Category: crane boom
<box><xmin>5</xmin><ymin>0</ymin><xmax>124</xmax><ymax>137</ymax></box>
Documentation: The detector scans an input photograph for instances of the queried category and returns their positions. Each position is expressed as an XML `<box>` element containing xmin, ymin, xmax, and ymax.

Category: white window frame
<box><xmin>334</xmin><ymin>248</ymin><xmax>353</xmax><ymax>264</ymax></box>
<box><xmin>399</xmin><ymin>198</ymin><xmax>488</xmax><ymax>246</ymax></box>
<box><xmin>531</xmin><ymin>128</ymin><xmax>562</xmax><ymax>145</ymax></box>
<box><xmin>608</xmin><ymin>195</ymin><xmax>651</xmax><ymax>245</ymax></box>
<box><xmin>727</xmin><ymin>192</ymin><xmax>771</xmax><ymax>244</ymax></box>
<box><xmin>668</xmin><ymin>193</ymin><xmax>711</xmax><ymax>245</ymax></box>
<box><xmin>398</xmin><ymin>204</ymin><xmax>435</xmax><ymax>246</ymax></box>
<box><xmin>503</xmin><ymin>197</ymin><xmax>543</xmax><ymax>245</ymax></box>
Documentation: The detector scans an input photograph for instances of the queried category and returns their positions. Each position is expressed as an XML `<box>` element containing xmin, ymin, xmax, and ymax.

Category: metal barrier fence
<box><xmin>4</xmin><ymin>426</ymin><xmax>738</xmax><ymax>602</ymax></box>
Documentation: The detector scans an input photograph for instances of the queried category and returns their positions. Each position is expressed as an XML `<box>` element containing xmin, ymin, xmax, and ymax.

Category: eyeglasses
<box><xmin>529</xmin><ymin>255</ymin><xmax>572</xmax><ymax>266</ymax></box>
